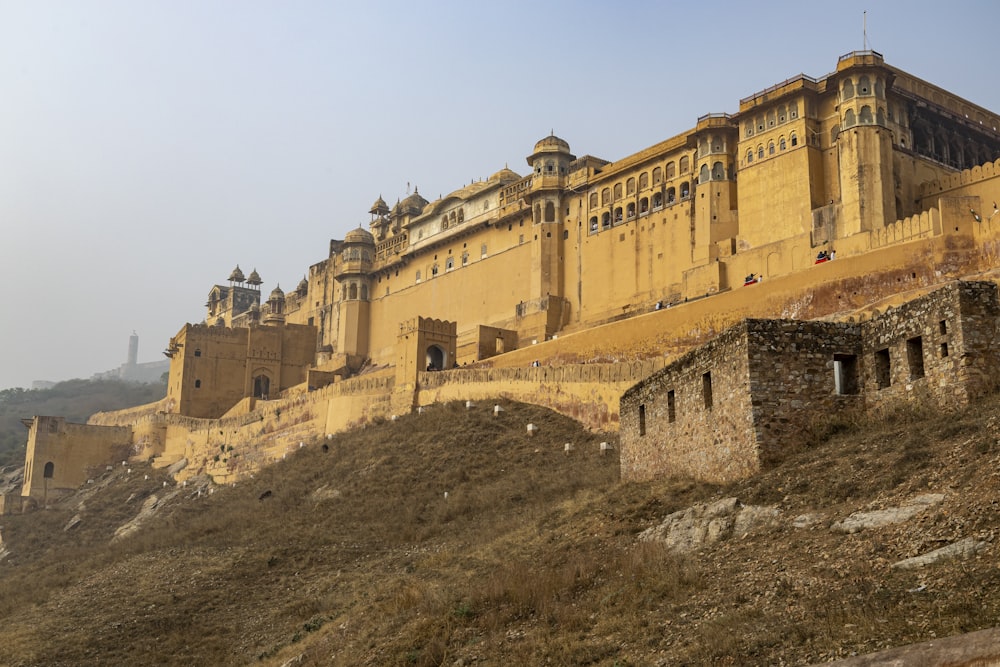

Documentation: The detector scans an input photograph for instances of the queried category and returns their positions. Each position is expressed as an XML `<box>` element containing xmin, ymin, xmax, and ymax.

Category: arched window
<box><xmin>758</xmin><ymin>145</ymin><xmax>765</xmax><ymax>160</ymax></box>
<box><xmin>843</xmin><ymin>78</ymin><xmax>855</xmax><ymax>100</ymax></box>
<box><xmin>626</xmin><ymin>202</ymin><xmax>636</xmax><ymax>218</ymax></box>
<box><xmin>844</xmin><ymin>109</ymin><xmax>857</xmax><ymax>127</ymax></box>
<box><xmin>712</xmin><ymin>161</ymin><xmax>724</xmax><ymax>180</ymax></box>
<box><xmin>680</xmin><ymin>182</ymin><xmax>690</xmax><ymax>198</ymax></box>
<box><xmin>415</xmin><ymin>270</ymin><xmax>421</xmax><ymax>282</ymax></box>
<box><xmin>745</xmin><ymin>122</ymin><xmax>754</xmax><ymax>137</ymax></box>
<box><xmin>768</xmin><ymin>142</ymin><xmax>775</xmax><ymax>155</ymax></box>
<box><xmin>699</xmin><ymin>164</ymin><xmax>710</xmax><ymax>183</ymax></box>
<box><xmin>652</xmin><ymin>167</ymin><xmax>663</xmax><ymax>184</ymax></box>
<box><xmin>859</xmin><ymin>105</ymin><xmax>873</xmax><ymax>124</ymax></box>
<box><xmin>602</xmin><ymin>212</ymin><xmax>611</xmax><ymax>228</ymax></box>
<box><xmin>679</xmin><ymin>156</ymin><xmax>689</xmax><ymax>173</ymax></box>
<box><xmin>639</xmin><ymin>197</ymin><xmax>648</xmax><ymax>213</ymax></box>
<box><xmin>613</xmin><ymin>206</ymin><xmax>623</xmax><ymax>222</ymax></box>
<box><xmin>349</xmin><ymin>283</ymin><xmax>358</xmax><ymax>300</ymax></box>
<box><xmin>253</xmin><ymin>374</ymin><xmax>270</xmax><ymax>399</ymax></box>
<box><xmin>638</xmin><ymin>172</ymin><xmax>649</xmax><ymax>189</ymax></box>
<box><xmin>858</xmin><ymin>75</ymin><xmax>871</xmax><ymax>96</ymax></box>
<box><xmin>789</xmin><ymin>101</ymin><xmax>798</xmax><ymax>119</ymax></box>
<box><xmin>43</xmin><ymin>461</ymin><xmax>54</xmax><ymax>478</ymax></box>
<box><xmin>779</xmin><ymin>137</ymin><xmax>787</xmax><ymax>150</ymax></box>
<box><xmin>877</xmin><ymin>107</ymin><xmax>886</xmax><ymax>126</ymax></box>
<box><xmin>457</xmin><ymin>209</ymin><xmax>464</xmax><ymax>223</ymax></box>
<box><xmin>626</xmin><ymin>177</ymin><xmax>636</xmax><ymax>195</ymax></box>
<box><xmin>534</xmin><ymin>204</ymin><xmax>541</xmax><ymax>224</ymax></box>
<box><xmin>777</xmin><ymin>105</ymin><xmax>786</xmax><ymax>123</ymax></box>
<box><xmin>746</xmin><ymin>149</ymin><xmax>754</xmax><ymax>164</ymax></box>
<box><xmin>589</xmin><ymin>192</ymin><xmax>598</xmax><ymax>209</ymax></box>
<box><xmin>431</xmin><ymin>264</ymin><xmax>439</xmax><ymax>277</ymax></box>
<box><xmin>589</xmin><ymin>216</ymin><xmax>598</xmax><ymax>232</ymax></box>
<box><xmin>601</xmin><ymin>188</ymin><xmax>610</xmax><ymax>205</ymax></box>
<box><xmin>875</xmin><ymin>78</ymin><xmax>885</xmax><ymax>99</ymax></box>
<box><xmin>341</xmin><ymin>285</ymin><xmax>347</xmax><ymax>300</ymax></box>
<box><xmin>441</xmin><ymin>215</ymin><xmax>448</xmax><ymax>229</ymax></box>
<box><xmin>831</xmin><ymin>125</ymin><xmax>840</xmax><ymax>142</ymax></box>
<box><xmin>360</xmin><ymin>284</ymin><xmax>368</xmax><ymax>300</ymax></box>
<box><xmin>613</xmin><ymin>183</ymin><xmax>623</xmax><ymax>201</ymax></box>
<box><xmin>767</xmin><ymin>110</ymin><xmax>776</xmax><ymax>127</ymax></box>
<box><xmin>665</xmin><ymin>162</ymin><xmax>675</xmax><ymax>179</ymax></box>
<box><xmin>545</xmin><ymin>160</ymin><xmax>554</xmax><ymax>173</ymax></box>
<box><xmin>790</xmin><ymin>133</ymin><xmax>798</xmax><ymax>147</ymax></box>
<box><xmin>666</xmin><ymin>187</ymin><xmax>676</xmax><ymax>203</ymax></box>
<box><xmin>652</xmin><ymin>192</ymin><xmax>663</xmax><ymax>208</ymax></box>
<box><xmin>544</xmin><ymin>202</ymin><xmax>555</xmax><ymax>222</ymax></box>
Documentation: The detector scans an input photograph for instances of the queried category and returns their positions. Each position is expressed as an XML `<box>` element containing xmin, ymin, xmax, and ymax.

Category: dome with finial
<box><xmin>228</xmin><ymin>265</ymin><xmax>245</xmax><ymax>283</ymax></box>
<box><xmin>296</xmin><ymin>276</ymin><xmax>308</xmax><ymax>294</ymax></box>
<box><xmin>532</xmin><ymin>133</ymin><xmax>571</xmax><ymax>155</ymax></box>
<box><xmin>399</xmin><ymin>187</ymin><xmax>430</xmax><ymax>216</ymax></box>
<box><xmin>344</xmin><ymin>226</ymin><xmax>375</xmax><ymax>244</ymax></box>
<box><xmin>489</xmin><ymin>166</ymin><xmax>522</xmax><ymax>183</ymax></box>
<box><xmin>246</xmin><ymin>268</ymin><xmax>262</xmax><ymax>286</ymax></box>
<box><xmin>369</xmin><ymin>195</ymin><xmax>390</xmax><ymax>217</ymax></box>
<box><xmin>269</xmin><ymin>285</ymin><xmax>285</xmax><ymax>301</ymax></box>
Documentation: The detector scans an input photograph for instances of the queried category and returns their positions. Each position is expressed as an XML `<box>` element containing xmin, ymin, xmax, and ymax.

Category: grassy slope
<box><xmin>0</xmin><ymin>396</ymin><xmax>998</xmax><ymax>666</ymax></box>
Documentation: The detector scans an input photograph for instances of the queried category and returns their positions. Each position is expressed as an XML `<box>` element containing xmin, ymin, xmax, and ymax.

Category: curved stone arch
<box><xmin>766</xmin><ymin>251</ymin><xmax>781</xmax><ymax>278</ymax></box>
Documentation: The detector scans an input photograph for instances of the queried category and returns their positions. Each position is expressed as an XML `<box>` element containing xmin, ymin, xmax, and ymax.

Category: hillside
<box><xmin>0</xmin><ymin>379</ymin><xmax>167</xmax><ymax>468</ymax></box>
<box><xmin>0</xmin><ymin>397</ymin><xmax>998</xmax><ymax>665</ymax></box>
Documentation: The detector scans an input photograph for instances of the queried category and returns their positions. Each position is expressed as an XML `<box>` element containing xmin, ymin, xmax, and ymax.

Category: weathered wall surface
<box><xmin>21</xmin><ymin>417</ymin><xmax>133</xmax><ymax>503</ymax></box>
<box><xmin>620</xmin><ymin>325</ymin><xmax>756</xmax><ymax>483</ymax></box>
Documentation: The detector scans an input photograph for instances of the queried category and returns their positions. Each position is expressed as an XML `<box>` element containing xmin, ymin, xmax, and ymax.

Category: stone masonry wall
<box><xmin>620</xmin><ymin>324</ymin><xmax>755</xmax><ymax>483</ymax></box>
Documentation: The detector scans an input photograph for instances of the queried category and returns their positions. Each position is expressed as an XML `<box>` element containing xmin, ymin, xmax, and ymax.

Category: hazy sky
<box><xmin>2</xmin><ymin>0</ymin><xmax>999</xmax><ymax>390</ymax></box>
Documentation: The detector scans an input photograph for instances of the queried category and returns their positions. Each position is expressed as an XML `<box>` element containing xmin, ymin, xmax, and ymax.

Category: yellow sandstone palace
<box><xmin>15</xmin><ymin>50</ymin><xmax>1000</xmax><ymax>505</ymax></box>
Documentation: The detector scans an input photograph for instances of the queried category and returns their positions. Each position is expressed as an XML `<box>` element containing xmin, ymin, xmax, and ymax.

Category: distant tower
<box><xmin>127</xmin><ymin>331</ymin><xmax>139</xmax><ymax>367</ymax></box>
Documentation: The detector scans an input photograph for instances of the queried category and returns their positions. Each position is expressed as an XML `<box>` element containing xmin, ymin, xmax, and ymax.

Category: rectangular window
<box><xmin>875</xmin><ymin>348</ymin><xmax>891</xmax><ymax>389</ymax></box>
<box><xmin>939</xmin><ymin>320</ymin><xmax>948</xmax><ymax>335</ymax></box>
<box><xmin>481</xmin><ymin>244</ymin><xmax>488</xmax><ymax>258</ymax></box>
<box><xmin>702</xmin><ymin>372</ymin><xmax>713</xmax><ymax>410</ymax></box>
<box><xmin>638</xmin><ymin>405</ymin><xmax>646</xmax><ymax>436</ymax></box>
<box><xmin>940</xmin><ymin>342</ymin><xmax>949</xmax><ymax>358</ymax></box>
<box><xmin>667</xmin><ymin>390</ymin><xmax>676</xmax><ymax>423</ymax></box>
<box><xmin>833</xmin><ymin>354</ymin><xmax>859</xmax><ymax>395</ymax></box>
<box><xmin>907</xmin><ymin>336</ymin><xmax>925</xmax><ymax>379</ymax></box>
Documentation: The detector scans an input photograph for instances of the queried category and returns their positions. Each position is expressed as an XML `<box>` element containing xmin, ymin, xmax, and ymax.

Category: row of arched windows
<box><xmin>697</xmin><ymin>161</ymin><xmax>729</xmax><ymax>183</ymax></box>
<box><xmin>588</xmin><ymin>184</ymin><xmax>690</xmax><ymax>233</ymax></box>
<box><xmin>842</xmin><ymin>75</ymin><xmax>885</xmax><ymax>102</ymax></box>
<box><xmin>340</xmin><ymin>282</ymin><xmax>369</xmax><ymax>301</ymax></box>
<box><xmin>440</xmin><ymin>208</ymin><xmax>465</xmax><ymax>230</ymax></box>
<box><xmin>590</xmin><ymin>157</ymin><xmax>692</xmax><ymax>209</ymax></box>
<box><xmin>745</xmin><ymin>133</ymin><xmax>799</xmax><ymax>164</ymax></box>
<box><xmin>745</xmin><ymin>101</ymin><xmax>800</xmax><ymax>138</ymax></box>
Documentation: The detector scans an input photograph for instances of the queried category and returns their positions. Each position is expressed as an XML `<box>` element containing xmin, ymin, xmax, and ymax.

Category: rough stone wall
<box><xmin>745</xmin><ymin>319</ymin><xmax>864</xmax><ymax>465</ymax></box>
<box><xmin>861</xmin><ymin>281</ymin><xmax>1000</xmax><ymax>412</ymax></box>
<box><xmin>620</xmin><ymin>325</ymin><xmax>756</xmax><ymax>483</ymax></box>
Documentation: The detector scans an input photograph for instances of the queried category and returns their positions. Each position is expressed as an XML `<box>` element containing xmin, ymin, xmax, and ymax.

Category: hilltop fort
<box><xmin>11</xmin><ymin>50</ymin><xmax>1000</xmax><ymax>509</ymax></box>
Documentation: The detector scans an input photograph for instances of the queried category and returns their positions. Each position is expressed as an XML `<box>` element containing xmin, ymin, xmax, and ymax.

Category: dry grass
<box><xmin>1</xmin><ymin>395</ymin><xmax>999</xmax><ymax>665</ymax></box>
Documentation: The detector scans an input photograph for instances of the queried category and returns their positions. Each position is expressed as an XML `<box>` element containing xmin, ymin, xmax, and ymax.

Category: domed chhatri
<box><xmin>369</xmin><ymin>195</ymin><xmax>390</xmax><ymax>217</ymax></box>
<box><xmin>228</xmin><ymin>265</ymin><xmax>246</xmax><ymax>283</ymax></box>
<box><xmin>344</xmin><ymin>226</ymin><xmax>375</xmax><ymax>244</ymax></box>
<box><xmin>246</xmin><ymin>268</ymin><xmax>263</xmax><ymax>287</ymax></box>
<box><xmin>268</xmin><ymin>285</ymin><xmax>285</xmax><ymax>300</ymax></box>
<box><xmin>399</xmin><ymin>188</ymin><xmax>430</xmax><ymax>216</ymax></box>
<box><xmin>532</xmin><ymin>133</ymin><xmax>571</xmax><ymax>155</ymax></box>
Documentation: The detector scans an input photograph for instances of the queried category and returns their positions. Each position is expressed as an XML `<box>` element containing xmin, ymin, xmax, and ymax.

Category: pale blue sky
<box><xmin>2</xmin><ymin>0</ymin><xmax>998</xmax><ymax>389</ymax></box>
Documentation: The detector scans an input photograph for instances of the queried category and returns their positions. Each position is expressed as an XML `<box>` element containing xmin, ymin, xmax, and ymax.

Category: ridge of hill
<box><xmin>0</xmin><ymin>397</ymin><xmax>998</xmax><ymax>665</ymax></box>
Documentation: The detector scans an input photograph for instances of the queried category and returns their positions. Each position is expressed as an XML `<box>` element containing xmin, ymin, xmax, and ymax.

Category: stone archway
<box><xmin>425</xmin><ymin>345</ymin><xmax>446</xmax><ymax>371</ymax></box>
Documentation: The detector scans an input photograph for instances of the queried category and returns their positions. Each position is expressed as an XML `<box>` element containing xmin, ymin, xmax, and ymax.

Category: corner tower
<box><xmin>334</xmin><ymin>227</ymin><xmax>375</xmax><ymax>364</ymax></box>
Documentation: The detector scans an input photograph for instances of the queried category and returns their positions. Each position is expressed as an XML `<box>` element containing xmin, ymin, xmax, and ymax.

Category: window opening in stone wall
<box><xmin>939</xmin><ymin>320</ymin><xmax>948</xmax><ymax>335</ymax></box>
<box><xmin>680</xmin><ymin>182</ymin><xmax>690</xmax><ymax>198</ymax></box>
<box><xmin>253</xmin><ymin>375</ymin><xmax>270</xmax><ymax>399</ymax></box>
<box><xmin>44</xmin><ymin>461</ymin><xmax>54</xmax><ymax>478</ymax></box>
<box><xmin>653</xmin><ymin>167</ymin><xmax>663</xmax><ymax>184</ymax></box>
<box><xmin>195</xmin><ymin>379</ymin><xmax>202</xmax><ymax>388</ymax></box>
<box><xmin>679</xmin><ymin>156</ymin><xmax>689</xmax><ymax>173</ymax></box>
<box><xmin>638</xmin><ymin>404</ymin><xmax>646</xmax><ymax>436</ymax></box>
<box><xmin>415</xmin><ymin>270</ymin><xmax>421</xmax><ymax>283</ymax></box>
<box><xmin>833</xmin><ymin>354</ymin><xmax>859</xmax><ymax>395</ymax></box>
<box><xmin>544</xmin><ymin>202</ymin><xmax>555</xmax><ymax>222</ymax></box>
<box><xmin>702</xmin><ymin>372</ymin><xmax>713</xmax><ymax>410</ymax></box>
<box><xmin>481</xmin><ymin>244</ymin><xmax>487</xmax><ymax>258</ymax></box>
<box><xmin>907</xmin><ymin>336</ymin><xmax>925</xmax><ymax>379</ymax></box>
<box><xmin>667</xmin><ymin>390</ymin><xmax>676</xmax><ymax>423</ymax></box>
<box><xmin>194</xmin><ymin>348</ymin><xmax>201</xmax><ymax>357</ymax></box>
<box><xmin>875</xmin><ymin>348</ymin><xmax>891</xmax><ymax>389</ymax></box>
<box><xmin>940</xmin><ymin>342</ymin><xmax>949</xmax><ymax>358</ymax></box>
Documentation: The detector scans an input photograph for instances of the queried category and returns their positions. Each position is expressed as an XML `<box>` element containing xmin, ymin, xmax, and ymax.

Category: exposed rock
<box><xmin>167</xmin><ymin>458</ymin><xmax>189</xmax><ymax>476</ymax></box>
<box><xmin>63</xmin><ymin>514</ymin><xmax>82</xmax><ymax>532</ymax></box>
<box><xmin>891</xmin><ymin>537</ymin><xmax>988</xmax><ymax>570</ymax></box>
<box><xmin>831</xmin><ymin>493</ymin><xmax>945</xmax><ymax>534</ymax></box>
<box><xmin>639</xmin><ymin>497</ymin><xmax>780</xmax><ymax>552</ymax></box>
<box><xmin>792</xmin><ymin>513</ymin><xmax>823</xmax><ymax>529</ymax></box>
<box><xmin>311</xmin><ymin>485</ymin><xmax>342</xmax><ymax>502</ymax></box>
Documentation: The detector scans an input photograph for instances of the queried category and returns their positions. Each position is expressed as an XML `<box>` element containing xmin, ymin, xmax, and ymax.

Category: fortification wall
<box><xmin>21</xmin><ymin>418</ymin><xmax>133</xmax><ymax>502</ymax></box>
<box><xmin>414</xmin><ymin>360</ymin><xmax>665</xmax><ymax>431</ymax></box>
